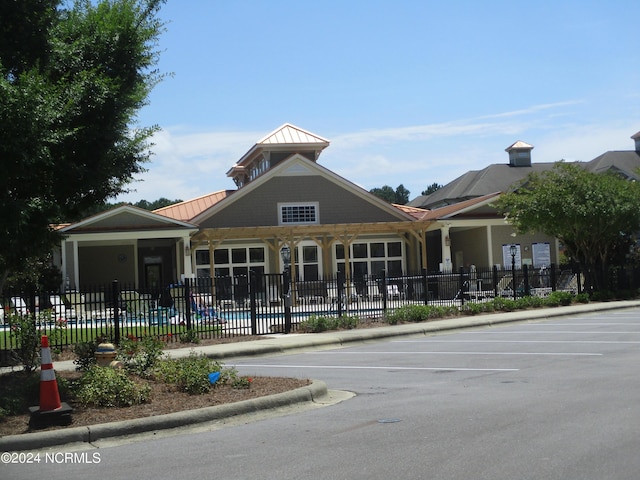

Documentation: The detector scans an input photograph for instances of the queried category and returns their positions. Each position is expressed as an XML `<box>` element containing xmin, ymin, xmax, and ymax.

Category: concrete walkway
<box><xmin>2</xmin><ymin>300</ymin><xmax>639</xmax><ymax>451</ymax></box>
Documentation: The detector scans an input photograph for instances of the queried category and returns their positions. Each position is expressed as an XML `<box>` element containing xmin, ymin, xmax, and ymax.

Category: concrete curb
<box><xmin>2</xmin><ymin>300</ymin><xmax>639</xmax><ymax>451</ymax></box>
<box><xmin>0</xmin><ymin>380</ymin><xmax>328</xmax><ymax>452</ymax></box>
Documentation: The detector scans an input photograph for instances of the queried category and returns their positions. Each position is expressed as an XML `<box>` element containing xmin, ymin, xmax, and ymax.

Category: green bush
<box><xmin>460</xmin><ymin>302</ymin><xmax>493</xmax><ymax>315</ymax></box>
<box><xmin>73</xmin><ymin>366</ymin><xmax>151</xmax><ymax>407</ymax></box>
<box><xmin>117</xmin><ymin>334</ymin><xmax>166</xmax><ymax>377</ymax></box>
<box><xmin>544</xmin><ymin>291</ymin><xmax>573</xmax><ymax>307</ymax></box>
<box><xmin>575</xmin><ymin>293</ymin><xmax>590</xmax><ymax>303</ymax></box>
<box><xmin>492</xmin><ymin>297</ymin><xmax>518</xmax><ymax>311</ymax></box>
<box><xmin>385</xmin><ymin>304</ymin><xmax>459</xmax><ymax>324</ymax></box>
<box><xmin>7</xmin><ymin>314</ymin><xmax>40</xmax><ymax>373</ymax></box>
<box><xmin>154</xmin><ymin>352</ymin><xmax>224</xmax><ymax>395</ymax></box>
<box><xmin>516</xmin><ymin>295</ymin><xmax>544</xmax><ymax>309</ymax></box>
<box><xmin>299</xmin><ymin>315</ymin><xmax>337</xmax><ymax>332</ymax></box>
<box><xmin>0</xmin><ymin>372</ymin><xmax>40</xmax><ymax>419</ymax></box>
<box><xmin>72</xmin><ymin>338</ymin><xmax>105</xmax><ymax>371</ymax></box>
<box><xmin>179</xmin><ymin>329</ymin><xmax>201</xmax><ymax>344</ymax></box>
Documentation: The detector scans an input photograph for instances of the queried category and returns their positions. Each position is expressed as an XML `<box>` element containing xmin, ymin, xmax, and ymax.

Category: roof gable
<box><xmin>585</xmin><ymin>151</ymin><xmax>640</xmax><ymax>180</ymax></box>
<box><xmin>60</xmin><ymin>205</ymin><xmax>197</xmax><ymax>233</ymax></box>
<box><xmin>422</xmin><ymin>192</ymin><xmax>502</xmax><ymax>220</ymax></box>
<box><xmin>193</xmin><ymin>154</ymin><xmax>415</xmax><ymax>226</ymax></box>
<box><xmin>409</xmin><ymin>163</ymin><xmax>556</xmax><ymax>209</ymax></box>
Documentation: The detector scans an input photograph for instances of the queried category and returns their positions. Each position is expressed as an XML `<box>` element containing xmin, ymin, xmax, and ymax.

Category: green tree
<box><xmin>394</xmin><ymin>184</ymin><xmax>410</xmax><ymax>205</ymax></box>
<box><xmin>493</xmin><ymin>162</ymin><xmax>640</xmax><ymax>292</ymax></box>
<box><xmin>421</xmin><ymin>182</ymin><xmax>442</xmax><ymax>196</ymax></box>
<box><xmin>370</xmin><ymin>185</ymin><xmax>396</xmax><ymax>203</ymax></box>
<box><xmin>0</xmin><ymin>0</ymin><xmax>167</xmax><ymax>291</ymax></box>
<box><xmin>134</xmin><ymin>197</ymin><xmax>182</xmax><ymax>210</ymax></box>
<box><xmin>370</xmin><ymin>184</ymin><xmax>410</xmax><ymax>204</ymax></box>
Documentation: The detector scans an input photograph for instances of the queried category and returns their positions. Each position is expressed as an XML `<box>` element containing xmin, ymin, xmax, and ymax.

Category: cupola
<box><xmin>505</xmin><ymin>140</ymin><xmax>534</xmax><ymax>167</ymax></box>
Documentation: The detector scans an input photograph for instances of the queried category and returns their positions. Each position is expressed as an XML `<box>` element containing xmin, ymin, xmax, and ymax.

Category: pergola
<box><xmin>190</xmin><ymin>220</ymin><xmax>435</xmax><ymax>286</ymax></box>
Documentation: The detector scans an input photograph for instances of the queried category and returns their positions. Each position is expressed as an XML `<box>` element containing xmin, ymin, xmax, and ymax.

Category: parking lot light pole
<box><xmin>280</xmin><ymin>245</ymin><xmax>292</xmax><ymax>334</ymax></box>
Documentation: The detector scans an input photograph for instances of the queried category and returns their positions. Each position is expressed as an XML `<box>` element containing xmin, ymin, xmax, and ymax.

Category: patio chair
<box><xmin>366</xmin><ymin>281</ymin><xmax>382</xmax><ymax>301</ymax></box>
<box><xmin>9</xmin><ymin>297</ymin><xmax>29</xmax><ymax>315</ymax></box>
<box><xmin>386</xmin><ymin>284</ymin><xmax>402</xmax><ymax>300</ymax></box>
<box><xmin>65</xmin><ymin>292</ymin><xmax>86</xmax><ymax>322</ymax></box>
<box><xmin>49</xmin><ymin>295</ymin><xmax>75</xmax><ymax>321</ymax></box>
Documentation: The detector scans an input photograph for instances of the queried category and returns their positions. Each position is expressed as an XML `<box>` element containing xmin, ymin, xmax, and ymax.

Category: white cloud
<box><xmin>116</xmin><ymin>104</ymin><xmax>639</xmax><ymax>204</ymax></box>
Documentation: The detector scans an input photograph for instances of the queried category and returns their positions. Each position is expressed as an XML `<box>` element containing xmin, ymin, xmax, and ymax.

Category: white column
<box><xmin>183</xmin><ymin>236</ymin><xmax>193</xmax><ymax>277</ymax></box>
<box><xmin>72</xmin><ymin>240</ymin><xmax>79</xmax><ymax>290</ymax></box>
<box><xmin>486</xmin><ymin>226</ymin><xmax>494</xmax><ymax>267</ymax></box>
<box><xmin>441</xmin><ymin>226</ymin><xmax>452</xmax><ymax>272</ymax></box>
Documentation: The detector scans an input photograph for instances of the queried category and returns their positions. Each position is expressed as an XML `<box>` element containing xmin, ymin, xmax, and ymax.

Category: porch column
<box><xmin>182</xmin><ymin>237</ymin><xmax>193</xmax><ymax>278</ymax></box>
<box><xmin>486</xmin><ymin>226</ymin><xmax>494</xmax><ymax>267</ymax></box>
<box><xmin>441</xmin><ymin>225</ymin><xmax>453</xmax><ymax>272</ymax></box>
<box><xmin>71</xmin><ymin>240</ymin><xmax>80</xmax><ymax>290</ymax></box>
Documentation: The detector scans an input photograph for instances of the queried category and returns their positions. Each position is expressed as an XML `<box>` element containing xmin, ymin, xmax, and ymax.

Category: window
<box><xmin>335</xmin><ymin>240</ymin><xmax>404</xmax><ymax>278</ymax></box>
<box><xmin>195</xmin><ymin>245</ymin><xmax>266</xmax><ymax>279</ymax></box>
<box><xmin>278</xmin><ymin>202</ymin><xmax>319</xmax><ymax>225</ymax></box>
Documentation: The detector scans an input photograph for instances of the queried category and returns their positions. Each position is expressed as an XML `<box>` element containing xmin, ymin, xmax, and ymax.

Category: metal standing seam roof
<box><xmin>421</xmin><ymin>192</ymin><xmax>502</xmax><ymax>221</ymax></box>
<box><xmin>256</xmin><ymin>123</ymin><xmax>330</xmax><ymax>146</ymax></box>
<box><xmin>153</xmin><ymin>190</ymin><xmax>235</xmax><ymax>223</ymax></box>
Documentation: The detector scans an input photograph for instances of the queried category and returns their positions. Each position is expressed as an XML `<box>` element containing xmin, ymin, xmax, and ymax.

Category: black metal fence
<box><xmin>1</xmin><ymin>263</ymin><xmax>637</xmax><ymax>357</ymax></box>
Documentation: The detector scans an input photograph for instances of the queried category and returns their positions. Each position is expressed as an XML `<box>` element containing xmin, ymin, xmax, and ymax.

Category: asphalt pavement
<box><xmin>2</xmin><ymin>299</ymin><xmax>639</xmax><ymax>452</ymax></box>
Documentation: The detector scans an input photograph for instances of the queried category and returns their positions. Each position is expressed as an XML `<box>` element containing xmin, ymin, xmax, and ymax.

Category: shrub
<box><xmin>117</xmin><ymin>334</ymin><xmax>166</xmax><ymax>377</ymax></box>
<box><xmin>73</xmin><ymin>366</ymin><xmax>151</xmax><ymax>407</ymax></box>
<box><xmin>544</xmin><ymin>291</ymin><xmax>573</xmax><ymax>307</ymax></box>
<box><xmin>7</xmin><ymin>313</ymin><xmax>40</xmax><ymax>373</ymax></box>
<box><xmin>575</xmin><ymin>293</ymin><xmax>590</xmax><ymax>303</ymax></box>
<box><xmin>492</xmin><ymin>297</ymin><xmax>518</xmax><ymax>312</ymax></box>
<box><xmin>72</xmin><ymin>335</ymin><xmax>108</xmax><ymax>372</ymax></box>
<box><xmin>516</xmin><ymin>295</ymin><xmax>544</xmax><ymax>309</ymax></box>
<box><xmin>338</xmin><ymin>315</ymin><xmax>359</xmax><ymax>329</ymax></box>
<box><xmin>299</xmin><ymin>315</ymin><xmax>337</xmax><ymax>332</ymax></box>
<box><xmin>0</xmin><ymin>372</ymin><xmax>40</xmax><ymax>419</ymax></box>
<box><xmin>231</xmin><ymin>375</ymin><xmax>253</xmax><ymax>389</ymax></box>
<box><xmin>179</xmin><ymin>329</ymin><xmax>201</xmax><ymax>344</ymax></box>
<box><xmin>385</xmin><ymin>304</ymin><xmax>459</xmax><ymax>324</ymax></box>
<box><xmin>460</xmin><ymin>302</ymin><xmax>490</xmax><ymax>315</ymax></box>
<box><xmin>155</xmin><ymin>352</ymin><xmax>224</xmax><ymax>395</ymax></box>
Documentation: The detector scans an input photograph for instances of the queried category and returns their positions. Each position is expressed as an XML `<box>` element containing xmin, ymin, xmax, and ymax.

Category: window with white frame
<box><xmin>335</xmin><ymin>240</ymin><xmax>403</xmax><ymax>278</ymax></box>
<box><xmin>278</xmin><ymin>202</ymin><xmax>319</xmax><ymax>225</ymax></box>
<box><xmin>194</xmin><ymin>246</ymin><xmax>266</xmax><ymax>278</ymax></box>
<box><xmin>289</xmin><ymin>242</ymin><xmax>321</xmax><ymax>281</ymax></box>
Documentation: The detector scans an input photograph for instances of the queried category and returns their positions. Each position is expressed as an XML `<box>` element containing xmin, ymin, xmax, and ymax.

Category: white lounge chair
<box><xmin>386</xmin><ymin>284</ymin><xmax>401</xmax><ymax>300</ymax></box>
<box><xmin>366</xmin><ymin>281</ymin><xmax>382</xmax><ymax>300</ymax></box>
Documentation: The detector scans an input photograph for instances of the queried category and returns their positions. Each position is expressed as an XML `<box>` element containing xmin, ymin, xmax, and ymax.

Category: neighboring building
<box><xmin>406</xmin><ymin>131</ymin><xmax>640</xmax><ymax>273</ymax></box>
<box><xmin>409</xmin><ymin>132</ymin><xmax>640</xmax><ymax>210</ymax></box>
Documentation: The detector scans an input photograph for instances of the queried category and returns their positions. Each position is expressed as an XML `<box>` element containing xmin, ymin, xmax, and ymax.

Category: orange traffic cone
<box><xmin>29</xmin><ymin>335</ymin><xmax>73</xmax><ymax>428</ymax></box>
<box><xmin>39</xmin><ymin>335</ymin><xmax>62</xmax><ymax>411</ymax></box>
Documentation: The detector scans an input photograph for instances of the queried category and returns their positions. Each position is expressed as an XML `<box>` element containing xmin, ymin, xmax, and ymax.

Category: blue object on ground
<box><xmin>208</xmin><ymin>371</ymin><xmax>221</xmax><ymax>384</ymax></box>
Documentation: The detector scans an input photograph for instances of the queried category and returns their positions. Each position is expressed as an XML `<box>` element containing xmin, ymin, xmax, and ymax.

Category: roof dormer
<box><xmin>505</xmin><ymin>140</ymin><xmax>534</xmax><ymax>167</ymax></box>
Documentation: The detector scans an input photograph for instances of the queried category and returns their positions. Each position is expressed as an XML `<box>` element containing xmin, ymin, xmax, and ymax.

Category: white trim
<box><xmin>192</xmin><ymin>154</ymin><xmax>415</xmax><ymax>225</ymax></box>
<box><xmin>278</xmin><ymin>202</ymin><xmax>320</xmax><ymax>225</ymax></box>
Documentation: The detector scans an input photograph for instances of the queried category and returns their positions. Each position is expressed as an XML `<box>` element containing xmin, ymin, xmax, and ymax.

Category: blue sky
<box><xmin>119</xmin><ymin>0</ymin><xmax>640</xmax><ymax>204</ymax></box>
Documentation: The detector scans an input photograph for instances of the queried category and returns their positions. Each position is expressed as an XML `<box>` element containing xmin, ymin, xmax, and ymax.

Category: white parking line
<box><xmin>311</xmin><ymin>351</ymin><xmax>602</xmax><ymax>356</ymax></box>
<box><xmin>465</xmin><ymin>330</ymin><xmax>640</xmax><ymax>334</ymax></box>
<box><xmin>233</xmin><ymin>364</ymin><xmax>520</xmax><ymax>372</ymax></box>
<box><xmin>397</xmin><ymin>340</ymin><xmax>640</xmax><ymax>344</ymax></box>
<box><xmin>526</xmin><ymin>323</ymin><xmax>640</xmax><ymax>326</ymax></box>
